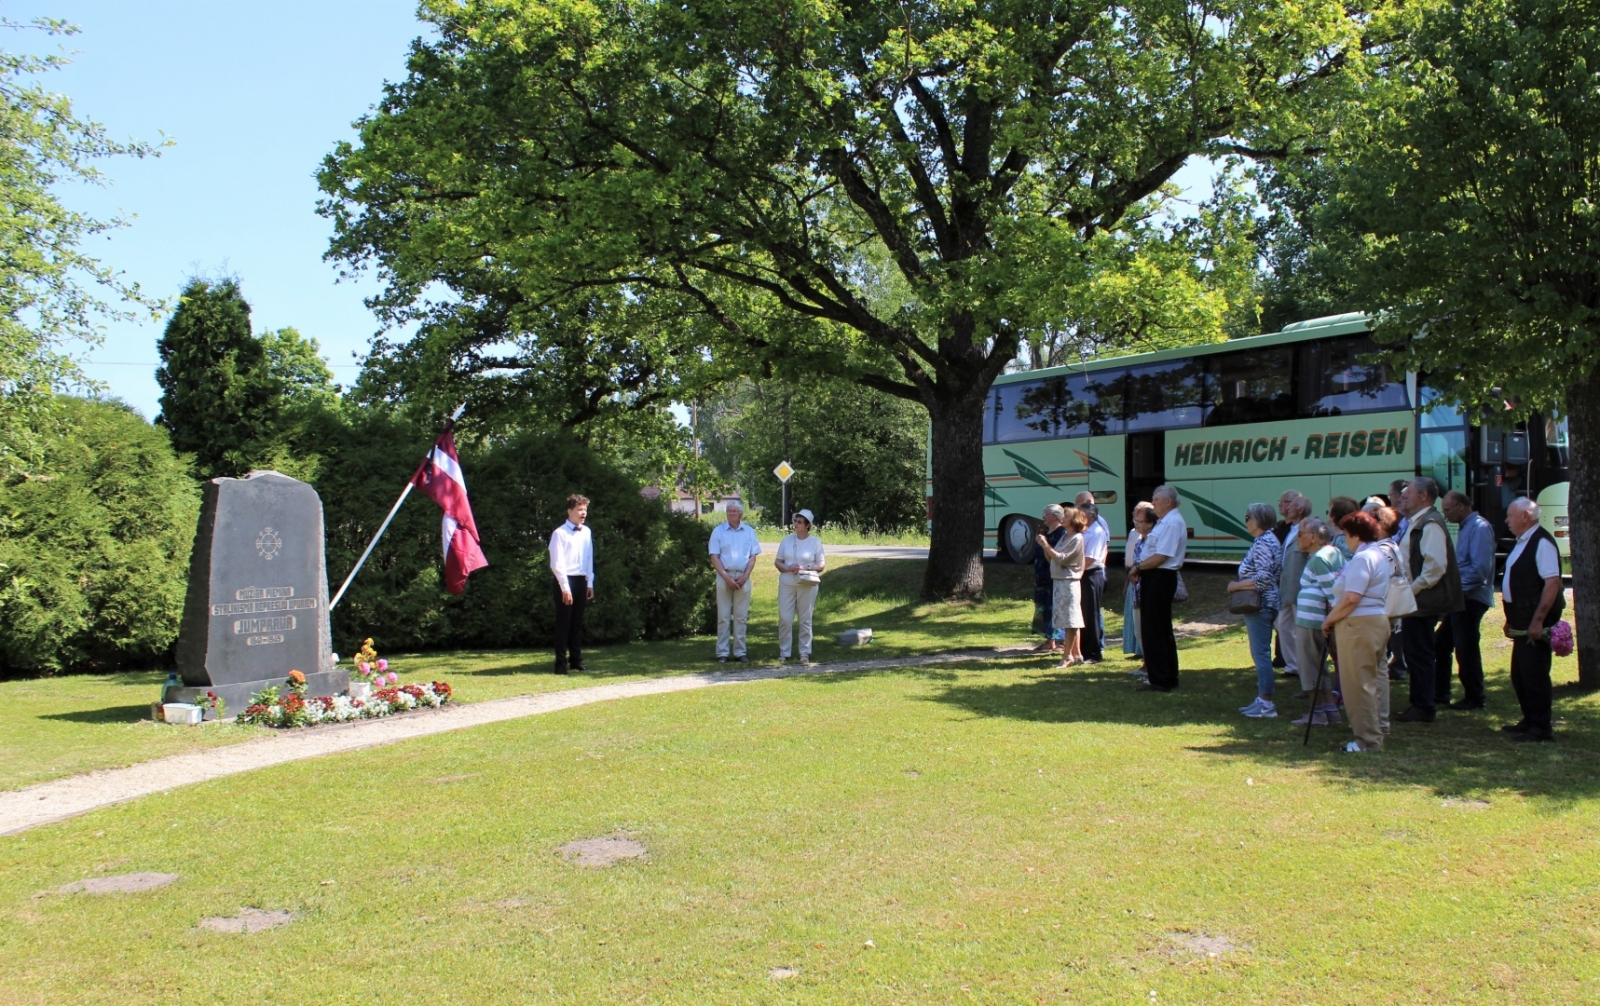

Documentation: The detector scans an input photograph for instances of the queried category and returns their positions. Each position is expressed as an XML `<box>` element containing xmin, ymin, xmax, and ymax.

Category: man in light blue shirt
<box><xmin>1435</xmin><ymin>490</ymin><xmax>1495</xmax><ymax>709</ymax></box>
<box><xmin>709</xmin><ymin>503</ymin><xmax>762</xmax><ymax>662</ymax></box>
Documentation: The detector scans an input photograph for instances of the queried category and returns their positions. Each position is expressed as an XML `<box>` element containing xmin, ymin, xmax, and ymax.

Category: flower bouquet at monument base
<box><xmin>238</xmin><ymin>654</ymin><xmax>453</xmax><ymax>729</ymax></box>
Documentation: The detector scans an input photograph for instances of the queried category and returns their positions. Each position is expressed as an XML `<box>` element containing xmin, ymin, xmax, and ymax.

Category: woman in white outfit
<box><xmin>774</xmin><ymin>509</ymin><xmax>826</xmax><ymax>662</ymax></box>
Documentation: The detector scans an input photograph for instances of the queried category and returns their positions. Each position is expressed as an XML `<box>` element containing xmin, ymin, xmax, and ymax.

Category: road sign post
<box><xmin>773</xmin><ymin>461</ymin><xmax>794</xmax><ymax>526</ymax></box>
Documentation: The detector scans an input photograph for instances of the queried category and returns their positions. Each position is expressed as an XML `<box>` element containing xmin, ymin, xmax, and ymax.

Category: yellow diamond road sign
<box><xmin>773</xmin><ymin>461</ymin><xmax>795</xmax><ymax>483</ymax></box>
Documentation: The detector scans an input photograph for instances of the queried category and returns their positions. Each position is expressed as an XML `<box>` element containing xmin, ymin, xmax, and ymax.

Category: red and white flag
<box><xmin>411</xmin><ymin>429</ymin><xmax>488</xmax><ymax>594</ymax></box>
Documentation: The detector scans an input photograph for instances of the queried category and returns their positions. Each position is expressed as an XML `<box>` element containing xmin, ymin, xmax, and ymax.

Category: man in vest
<box><xmin>1500</xmin><ymin>497</ymin><xmax>1565</xmax><ymax>742</ymax></box>
<box><xmin>1395</xmin><ymin>477</ymin><xmax>1465</xmax><ymax>723</ymax></box>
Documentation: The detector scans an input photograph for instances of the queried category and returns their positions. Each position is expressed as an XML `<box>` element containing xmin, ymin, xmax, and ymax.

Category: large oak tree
<box><xmin>321</xmin><ymin>0</ymin><xmax>1376</xmax><ymax>599</ymax></box>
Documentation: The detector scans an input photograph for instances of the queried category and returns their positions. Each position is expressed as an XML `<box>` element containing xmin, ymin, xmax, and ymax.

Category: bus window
<box><xmin>994</xmin><ymin>378</ymin><xmax>1048</xmax><ymax>442</ymax></box>
<box><xmin>1300</xmin><ymin>335</ymin><xmax>1409</xmax><ymax>416</ymax></box>
<box><xmin>994</xmin><ymin>371</ymin><xmax>1120</xmax><ymax>441</ymax></box>
<box><xmin>1547</xmin><ymin>416</ymin><xmax>1570</xmax><ymax>466</ymax></box>
<box><xmin>1207</xmin><ymin>346</ymin><xmax>1294</xmax><ymax>426</ymax></box>
<box><xmin>1420</xmin><ymin>430</ymin><xmax>1468</xmax><ymax>495</ymax></box>
<box><xmin>1123</xmin><ymin>360</ymin><xmax>1206</xmax><ymax>432</ymax></box>
<box><xmin>1418</xmin><ymin>383</ymin><xmax>1465</xmax><ymax>429</ymax></box>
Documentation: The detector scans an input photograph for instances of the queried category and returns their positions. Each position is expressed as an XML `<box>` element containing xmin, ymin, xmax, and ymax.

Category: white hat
<box><xmin>795</xmin><ymin>509</ymin><xmax>815</xmax><ymax>525</ymax></box>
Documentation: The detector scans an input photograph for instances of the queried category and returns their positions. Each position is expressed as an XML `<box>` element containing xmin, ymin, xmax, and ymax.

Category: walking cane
<box><xmin>1305</xmin><ymin>632</ymin><xmax>1338</xmax><ymax>747</ymax></box>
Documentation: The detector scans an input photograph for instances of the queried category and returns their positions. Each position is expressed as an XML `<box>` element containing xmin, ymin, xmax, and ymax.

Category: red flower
<box><xmin>282</xmin><ymin>693</ymin><xmax>307</xmax><ymax>714</ymax></box>
<box><xmin>376</xmin><ymin>687</ymin><xmax>401</xmax><ymax>704</ymax></box>
<box><xmin>401</xmin><ymin>684</ymin><xmax>425</xmax><ymax>699</ymax></box>
<box><xmin>244</xmin><ymin>703</ymin><xmax>268</xmax><ymax>718</ymax></box>
<box><xmin>432</xmin><ymin>682</ymin><xmax>452</xmax><ymax>698</ymax></box>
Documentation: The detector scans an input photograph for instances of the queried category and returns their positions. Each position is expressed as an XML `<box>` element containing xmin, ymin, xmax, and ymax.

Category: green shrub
<box><xmin>286</xmin><ymin>407</ymin><xmax>715</xmax><ymax>655</ymax></box>
<box><xmin>0</xmin><ymin>398</ymin><xmax>200</xmax><ymax>673</ymax></box>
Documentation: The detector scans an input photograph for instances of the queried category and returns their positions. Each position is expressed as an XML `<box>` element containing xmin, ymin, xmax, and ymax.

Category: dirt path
<box><xmin>0</xmin><ymin>645</ymin><xmax>1046</xmax><ymax>837</ymax></box>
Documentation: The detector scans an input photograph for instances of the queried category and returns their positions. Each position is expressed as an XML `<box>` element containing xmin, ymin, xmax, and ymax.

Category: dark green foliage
<box><xmin>0</xmin><ymin>397</ymin><xmax>199</xmax><ymax>674</ymax></box>
<box><xmin>276</xmin><ymin>404</ymin><xmax>714</xmax><ymax>655</ymax></box>
<box><xmin>699</xmin><ymin>378</ymin><xmax>927</xmax><ymax>533</ymax></box>
<box><xmin>1320</xmin><ymin>0</ymin><xmax>1600</xmax><ymax>686</ymax></box>
<box><xmin>155</xmin><ymin>279</ymin><xmax>281</xmax><ymax>479</ymax></box>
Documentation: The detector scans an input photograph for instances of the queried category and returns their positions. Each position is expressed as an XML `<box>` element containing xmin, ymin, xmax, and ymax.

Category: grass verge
<box><xmin>1</xmin><ymin>626</ymin><xmax>1597</xmax><ymax>1003</ymax></box>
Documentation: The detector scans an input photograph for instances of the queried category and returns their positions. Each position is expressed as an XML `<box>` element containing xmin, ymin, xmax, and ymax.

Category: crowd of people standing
<box><xmin>550</xmin><ymin>474</ymin><xmax>1570</xmax><ymax>748</ymax></box>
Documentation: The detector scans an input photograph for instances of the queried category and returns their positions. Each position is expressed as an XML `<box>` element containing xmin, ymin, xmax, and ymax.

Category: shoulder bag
<box><xmin>1228</xmin><ymin>587</ymin><xmax>1261</xmax><ymax>615</ymax></box>
<box><xmin>1380</xmin><ymin>542</ymin><xmax>1418</xmax><ymax>619</ymax></box>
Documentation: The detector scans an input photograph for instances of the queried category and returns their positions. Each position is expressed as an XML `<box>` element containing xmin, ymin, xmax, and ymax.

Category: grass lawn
<box><xmin>5</xmin><ymin>557</ymin><xmax>1181</xmax><ymax>792</ymax></box>
<box><xmin>3</xmin><ymin>615</ymin><xmax>1599</xmax><ymax>1003</ymax></box>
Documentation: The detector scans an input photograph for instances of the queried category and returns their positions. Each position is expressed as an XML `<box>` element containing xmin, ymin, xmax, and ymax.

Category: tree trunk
<box><xmin>1565</xmin><ymin>368</ymin><xmax>1600</xmax><ymax>688</ymax></box>
<box><xmin>923</xmin><ymin>390</ymin><xmax>988</xmax><ymax>601</ymax></box>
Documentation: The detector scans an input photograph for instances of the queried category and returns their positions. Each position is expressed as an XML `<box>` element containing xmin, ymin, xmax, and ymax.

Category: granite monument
<box><xmin>167</xmin><ymin>470</ymin><xmax>346</xmax><ymax>711</ymax></box>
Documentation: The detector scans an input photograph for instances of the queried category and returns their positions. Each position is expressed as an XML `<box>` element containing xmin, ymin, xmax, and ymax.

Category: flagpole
<box><xmin>328</xmin><ymin>405</ymin><xmax>466</xmax><ymax>612</ymax></box>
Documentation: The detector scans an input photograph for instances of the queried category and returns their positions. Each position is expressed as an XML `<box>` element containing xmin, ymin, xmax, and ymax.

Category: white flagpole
<box><xmin>328</xmin><ymin>405</ymin><xmax>466</xmax><ymax>612</ymax></box>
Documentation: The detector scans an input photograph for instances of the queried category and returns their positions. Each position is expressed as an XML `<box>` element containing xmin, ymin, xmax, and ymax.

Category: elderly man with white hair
<box><xmin>1501</xmin><ymin>497</ymin><xmax>1565</xmax><ymax>742</ymax></box>
<box><xmin>1395</xmin><ymin>476</ymin><xmax>1465</xmax><ymax>724</ymax></box>
<box><xmin>1127</xmin><ymin>485</ymin><xmax>1186</xmax><ymax>692</ymax></box>
<box><xmin>708</xmin><ymin>502</ymin><xmax>762</xmax><ymax>662</ymax></box>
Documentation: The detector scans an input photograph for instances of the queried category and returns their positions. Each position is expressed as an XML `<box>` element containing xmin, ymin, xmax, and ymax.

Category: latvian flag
<box><xmin>411</xmin><ymin>429</ymin><xmax>489</xmax><ymax>594</ymax></box>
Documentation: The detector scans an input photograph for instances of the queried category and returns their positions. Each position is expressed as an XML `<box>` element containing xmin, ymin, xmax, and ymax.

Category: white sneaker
<box><xmin>1244</xmin><ymin>700</ymin><xmax>1277</xmax><ymax>719</ymax></box>
<box><xmin>1344</xmin><ymin>741</ymin><xmax>1365</xmax><ymax>753</ymax></box>
<box><xmin>1239</xmin><ymin>697</ymin><xmax>1264</xmax><ymax>714</ymax></box>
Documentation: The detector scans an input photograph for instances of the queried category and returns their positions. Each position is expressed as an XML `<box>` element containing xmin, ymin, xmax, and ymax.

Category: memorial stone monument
<box><xmin>167</xmin><ymin>470</ymin><xmax>346</xmax><ymax>711</ymax></box>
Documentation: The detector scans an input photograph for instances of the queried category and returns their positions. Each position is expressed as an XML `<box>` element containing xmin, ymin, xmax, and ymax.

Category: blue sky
<box><xmin>17</xmin><ymin>3</ymin><xmax>1218</xmax><ymax>421</ymax></box>
<box><xmin>11</xmin><ymin>1</ymin><xmax>426</xmax><ymax>418</ymax></box>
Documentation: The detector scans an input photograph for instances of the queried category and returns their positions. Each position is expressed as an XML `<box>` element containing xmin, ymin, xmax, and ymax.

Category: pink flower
<box><xmin>377</xmin><ymin>659</ymin><xmax>388</xmax><ymax>671</ymax></box>
<box><xmin>357</xmin><ymin>662</ymin><xmax>369</xmax><ymax>674</ymax></box>
<box><xmin>1551</xmin><ymin>620</ymin><xmax>1575</xmax><ymax>658</ymax></box>
<box><xmin>386</xmin><ymin>671</ymin><xmax>398</xmax><ymax>685</ymax></box>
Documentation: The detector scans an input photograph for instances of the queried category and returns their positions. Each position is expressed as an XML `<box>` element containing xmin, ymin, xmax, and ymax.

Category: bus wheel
<box><xmin>1000</xmin><ymin>514</ymin><xmax>1041</xmax><ymax>564</ymax></box>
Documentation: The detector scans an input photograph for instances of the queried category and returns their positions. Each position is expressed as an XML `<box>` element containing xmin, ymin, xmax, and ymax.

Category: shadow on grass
<box><xmin>923</xmin><ymin>641</ymin><xmax>1600</xmax><ymax>803</ymax></box>
<box><xmin>40</xmin><ymin>704</ymin><xmax>152</xmax><ymax>725</ymax></box>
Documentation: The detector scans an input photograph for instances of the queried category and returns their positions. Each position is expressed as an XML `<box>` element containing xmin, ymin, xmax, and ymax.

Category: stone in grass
<box><xmin>836</xmin><ymin>628</ymin><xmax>873</xmax><ymax>647</ymax></box>
<box><xmin>769</xmin><ymin>967</ymin><xmax>799</xmax><ymax>980</ymax></box>
<box><xmin>56</xmin><ymin>872</ymin><xmax>180</xmax><ymax>895</ymax></box>
<box><xmin>198</xmin><ymin>908</ymin><xmax>295</xmax><ymax>934</ymax></box>
<box><xmin>558</xmin><ymin>837</ymin><xmax>648</xmax><ymax>868</ymax></box>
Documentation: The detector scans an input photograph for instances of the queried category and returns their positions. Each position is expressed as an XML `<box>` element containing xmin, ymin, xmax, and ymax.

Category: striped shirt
<box><xmin>1237</xmin><ymin>532</ymin><xmax>1283</xmax><ymax>611</ymax></box>
<box><xmin>1295</xmin><ymin>545</ymin><xmax>1346</xmax><ymax>628</ymax></box>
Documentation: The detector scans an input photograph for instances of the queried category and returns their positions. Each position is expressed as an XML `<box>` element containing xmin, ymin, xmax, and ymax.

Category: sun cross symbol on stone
<box><xmin>255</xmin><ymin>527</ymin><xmax>283</xmax><ymax>561</ymax></box>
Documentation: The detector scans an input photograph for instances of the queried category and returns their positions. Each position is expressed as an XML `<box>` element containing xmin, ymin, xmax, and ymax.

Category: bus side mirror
<box><xmin>1505</xmin><ymin>432</ymin><xmax>1529</xmax><ymax>466</ymax></box>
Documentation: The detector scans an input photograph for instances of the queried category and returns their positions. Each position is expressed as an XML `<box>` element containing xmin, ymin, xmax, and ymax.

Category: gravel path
<box><xmin>0</xmin><ymin>646</ymin><xmax>1040</xmax><ymax>837</ymax></box>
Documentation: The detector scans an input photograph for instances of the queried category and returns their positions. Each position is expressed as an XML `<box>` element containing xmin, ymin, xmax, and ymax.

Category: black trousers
<box><xmin>553</xmin><ymin>575</ymin><xmax>588</xmax><ymax>670</ymax></box>
<box><xmin>1510</xmin><ymin>635</ymin><xmax>1554</xmax><ymax>734</ymax></box>
<box><xmin>1141</xmin><ymin>568</ymin><xmax>1179</xmax><ymax>689</ymax></box>
<box><xmin>1434</xmin><ymin>599</ymin><xmax>1489</xmax><ymax>706</ymax></box>
<box><xmin>1080</xmin><ymin>567</ymin><xmax>1106</xmax><ymax>660</ymax></box>
<box><xmin>1401</xmin><ymin>614</ymin><xmax>1440</xmax><ymax>712</ymax></box>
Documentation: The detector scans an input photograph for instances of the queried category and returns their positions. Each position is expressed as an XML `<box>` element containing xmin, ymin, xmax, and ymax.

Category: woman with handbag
<box><xmin>1037</xmin><ymin>507</ymin><xmax>1088</xmax><ymax>667</ymax></box>
<box><xmin>774</xmin><ymin>509</ymin><xmax>827</xmax><ymax>663</ymax></box>
<box><xmin>1229</xmin><ymin>503</ymin><xmax>1284</xmax><ymax>718</ymax></box>
<box><xmin>1322</xmin><ymin>510</ymin><xmax>1401</xmax><ymax>752</ymax></box>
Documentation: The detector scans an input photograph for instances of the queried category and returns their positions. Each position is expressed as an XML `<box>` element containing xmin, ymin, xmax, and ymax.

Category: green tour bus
<box><xmin>967</xmin><ymin>312</ymin><xmax>1572</xmax><ymax>564</ymax></box>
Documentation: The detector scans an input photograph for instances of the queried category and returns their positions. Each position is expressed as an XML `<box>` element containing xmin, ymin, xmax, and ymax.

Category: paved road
<box><xmin>824</xmin><ymin>544</ymin><xmax>999</xmax><ymax>559</ymax></box>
